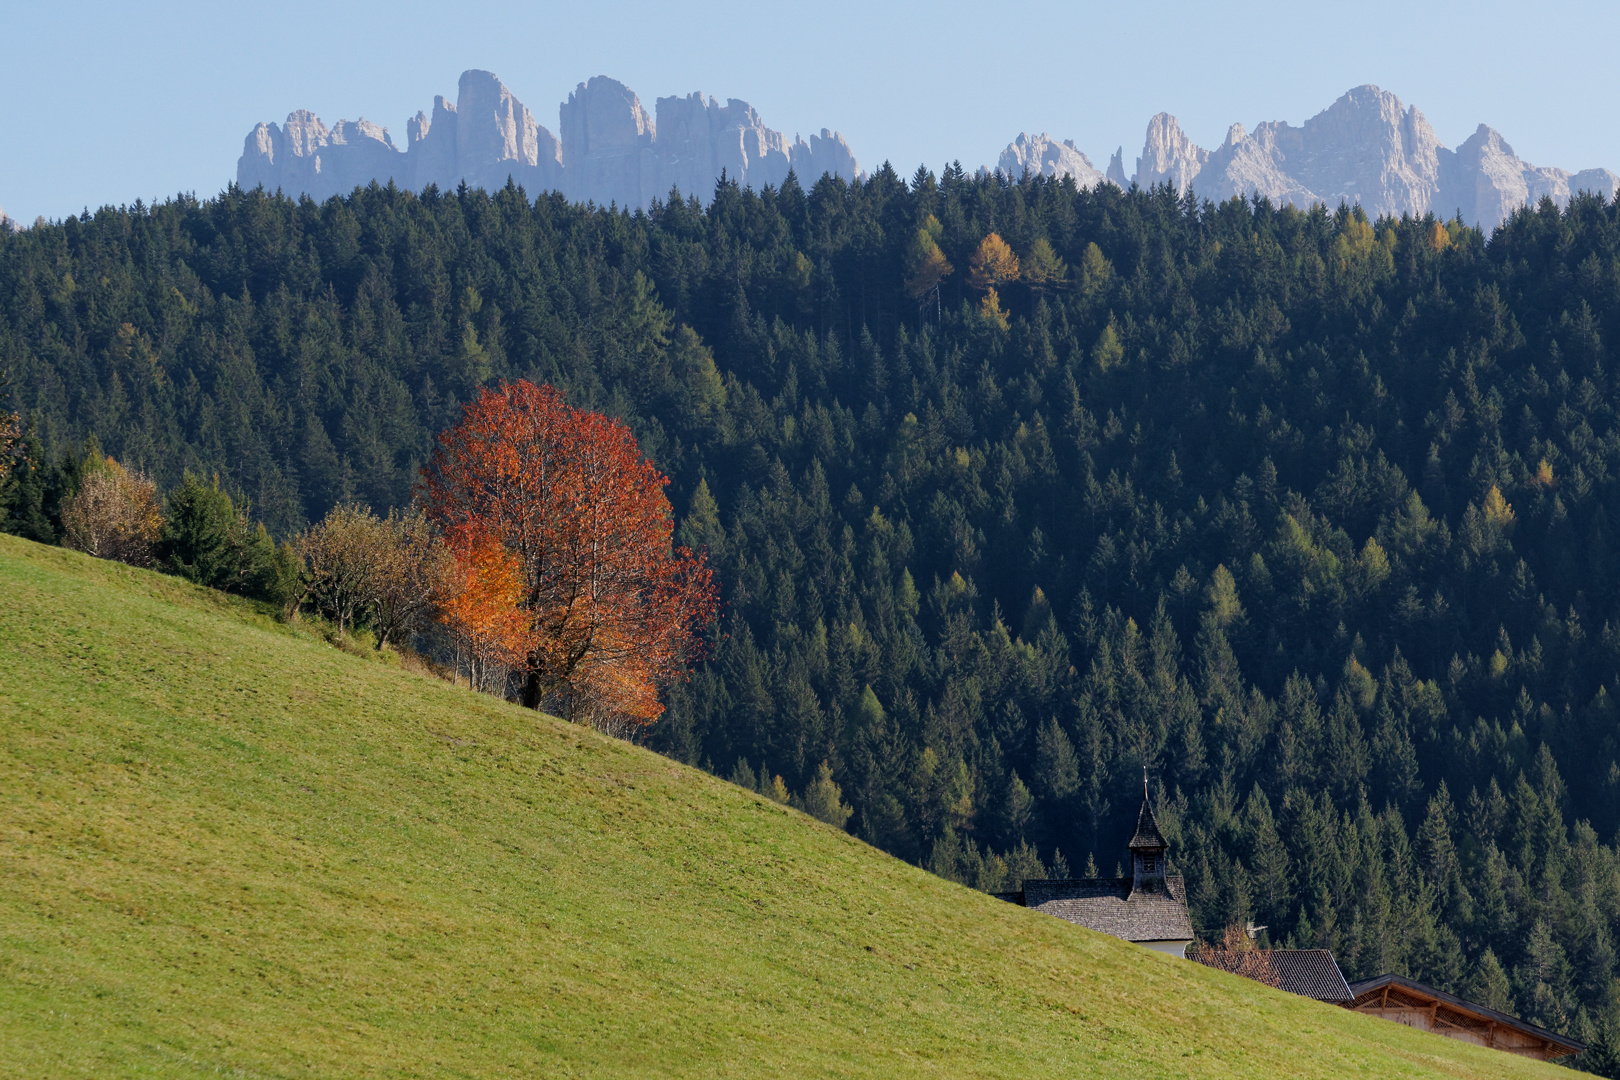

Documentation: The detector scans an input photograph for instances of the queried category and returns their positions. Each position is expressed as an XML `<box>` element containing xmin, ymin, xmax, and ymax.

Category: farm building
<box><xmin>1345</xmin><ymin>974</ymin><xmax>1583</xmax><ymax>1062</ymax></box>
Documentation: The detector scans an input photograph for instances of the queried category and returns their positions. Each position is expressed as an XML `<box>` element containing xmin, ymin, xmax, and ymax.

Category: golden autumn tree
<box><xmin>978</xmin><ymin>288</ymin><xmax>1010</xmax><ymax>331</ymax></box>
<box><xmin>60</xmin><ymin>456</ymin><xmax>164</xmax><ymax>567</ymax></box>
<box><xmin>903</xmin><ymin>215</ymin><xmax>953</xmax><ymax>303</ymax></box>
<box><xmin>294</xmin><ymin>504</ymin><xmax>450</xmax><ymax>644</ymax></box>
<box><xmin>421</xmin><ymin>381</ymin><xmax>718</xmax><ymax>729</ymax></box>
<box><xmin>967</xmin><ymin>233</ymin><xmax>1020</xmax><ymax>291</ymax></box>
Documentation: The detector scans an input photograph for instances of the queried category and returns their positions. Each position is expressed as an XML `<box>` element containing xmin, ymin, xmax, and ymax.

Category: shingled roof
<box><xmin>1127</xmin><ymin>796</ymin><xmax>1168</xmax><ymax>851</ymax></box>
<box><xmin>1190</xmin><ymin>948</ymin><xmax>1353</xmax><ymax>1002</ymax></box>
<box><xmin>1020</xmin><ymin>876</ymin><xmax>1195</xmax><ymax>943</ymax></box>
<box><xmin>1270</xmin><ymin>950</ymin><xmax>1354</xmax><ymax>1001</ymax></box>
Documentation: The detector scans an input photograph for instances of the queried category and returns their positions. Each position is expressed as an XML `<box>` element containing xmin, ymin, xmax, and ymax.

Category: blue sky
<box><xmin>3</xmin><ymin>0</ymin><xmax>1616</xmax><ymax>223</ymax></box>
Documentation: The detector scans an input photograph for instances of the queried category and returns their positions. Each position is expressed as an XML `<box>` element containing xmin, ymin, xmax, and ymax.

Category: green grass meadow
<box><xmin>0</xmin><ymin>534</ymin><xmax>1577</xmax><ymax>1077</ymax></box>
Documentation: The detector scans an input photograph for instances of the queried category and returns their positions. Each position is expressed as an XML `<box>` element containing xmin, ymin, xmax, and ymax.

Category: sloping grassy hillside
<box><xmin>0</xmin><ymin>534</ymin><xmax>1576</xmax><ymax>1079</ymax></box>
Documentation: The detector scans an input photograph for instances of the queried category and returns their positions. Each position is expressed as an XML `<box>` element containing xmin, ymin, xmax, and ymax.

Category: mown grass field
<box><xmin>0</xmin><ymin>533</ymin><xmax>1579</xmax><ymax>1078</ymax></box>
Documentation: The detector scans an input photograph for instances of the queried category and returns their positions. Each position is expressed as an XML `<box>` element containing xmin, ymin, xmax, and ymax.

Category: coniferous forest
<box><xmin>8</xmin><ymin>168</ymin><xmax>1620</xmax><ymax>1040</ymax></box>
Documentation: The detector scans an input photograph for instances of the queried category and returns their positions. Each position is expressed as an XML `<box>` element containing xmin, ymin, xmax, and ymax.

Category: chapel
<box><xmin>995</xmin><ymin>783</ymin><xmax>1195</xmax><ymax>956</ymax></box>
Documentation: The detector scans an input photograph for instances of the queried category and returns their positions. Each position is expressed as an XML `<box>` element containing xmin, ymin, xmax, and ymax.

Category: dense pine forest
<box><xmin>7</xmin><ymin>168</ymin><xmax>1620</xmax><ymax>1043</ymax></box>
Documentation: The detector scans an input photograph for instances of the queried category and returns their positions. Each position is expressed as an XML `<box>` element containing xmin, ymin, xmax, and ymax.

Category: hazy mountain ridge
<box><xmin>238</xmin><ymin>69</ymin><xmax>861</xmax><ymax>208</ymax></box>
<box><xmin>1000</xmin><ymin>85</ymin><xmax>1618</xmax><ymax>230</ymax></box>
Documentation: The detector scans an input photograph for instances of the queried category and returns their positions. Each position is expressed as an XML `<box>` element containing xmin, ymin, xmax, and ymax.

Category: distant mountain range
<box><xmin>999</xmin><ymin>85</ymin><xmax>1618</xmax><ymax>231</ymax></box>
<box><xmin>237</xmin><ymin>76</ymin><xmax>1615</xmax><ymax>230</ymax></box>
<box><xmin>238</xmin><ymin>69</ymin><xmax>859</xmax><ymax>210</ymax></box>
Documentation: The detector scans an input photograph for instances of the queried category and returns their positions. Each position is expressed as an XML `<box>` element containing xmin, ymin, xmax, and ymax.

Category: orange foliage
<box><xmin>422</xmin><ymin>381</ymin><xmax>718</xmax><ymax>727</ymax></box>
<box><xmin>437</xmin><ymin>524</ymin><xmax>528</xmax><ymax>686</ymax></box>
<box><xmin>968</xmin><ymin>233</ymin><xmax>1020</xmax><ymax>291</ymax></box>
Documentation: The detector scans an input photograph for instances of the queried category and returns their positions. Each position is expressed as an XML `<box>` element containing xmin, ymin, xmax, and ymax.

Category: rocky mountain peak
<box><xmin>1135</xmin><ymin>113</ymin><xmax>1208</xmax><ymax>197</ymax></box>
<box><xmin>1106</xmin><ymin>147</ymin><xmax>1128</xmax><ymax>188</ymax></box>
<box><xmin>237</xmin><ymin>70</ymin><xmax>860</xmax><ymax>208</ymax></box>
<box><xmin>1001</xmin><ymin>84</ymin><xmax>1615</xmax><ymax>230</ymax></box>
<box><xmin>998</xmin><ymin>133</ymin><xmax>1104</xmax><ymax>188</ymax></box>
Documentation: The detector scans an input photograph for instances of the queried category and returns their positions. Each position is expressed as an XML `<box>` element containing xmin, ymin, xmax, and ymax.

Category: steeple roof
<box><xmin>1127</xmin><ymin>793</ymin><xmax>1168</xmax><ymax>851</ymax></box>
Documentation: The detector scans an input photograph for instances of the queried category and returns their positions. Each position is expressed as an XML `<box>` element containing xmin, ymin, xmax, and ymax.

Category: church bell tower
<box><xmin>1127</xmin><ymin>773</ymin><xmax>1170</xmax><ymax>898</ymax></box>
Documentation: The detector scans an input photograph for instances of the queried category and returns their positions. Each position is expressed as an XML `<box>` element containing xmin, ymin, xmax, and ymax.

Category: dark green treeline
<box><xmin>6</xmin><ymin>169</ymin><xmax>1620</xmax><ymax>1040</ymax></box>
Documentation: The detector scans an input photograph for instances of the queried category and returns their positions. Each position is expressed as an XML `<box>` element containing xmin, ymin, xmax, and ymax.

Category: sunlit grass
<box><xmin>0</xmin><ymin>534</ymin><xmax>1572</xmax><ymax>1077</ymax></box>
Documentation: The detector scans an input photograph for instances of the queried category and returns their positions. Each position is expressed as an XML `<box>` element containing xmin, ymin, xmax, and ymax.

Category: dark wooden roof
<box><xmin>1191</xmin><ymin>948</ymin><xmax>1353</xmax><ymax>1002</ymax></box>
<box><xmin>1269</xmin><ymin>950</ymin><xmax>1354</xmax><ymax>1001</ymax></box>
<box><xmin>1019</xmin><ymin>876</ymin><xmax>1193</xmax><ymax>943</ymax></box>
<box><xmin>1127</xmin><ymin>797</ymin><xmax>1167</xmax><ymax>851</ymax></box>
<box><xmin>1347</xmin><ymin>974</ymin><xmax>1584</xmax><ymax>1055</ymax></box>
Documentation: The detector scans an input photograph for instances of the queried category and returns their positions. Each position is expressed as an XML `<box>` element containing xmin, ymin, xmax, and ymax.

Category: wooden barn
<box><xmin>1345</xmin><ymin>974</ymin><xmax>1583</xmax><ymax>1062</ymax></box>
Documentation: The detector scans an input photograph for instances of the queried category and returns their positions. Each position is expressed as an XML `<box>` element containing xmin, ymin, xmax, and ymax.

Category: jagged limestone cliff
<box><xmin>238</xmin><ymin>70</ymin><xmax>860</xmax><ymax>208</ymax></box>
<box><xmin>999</xmin><ymin>85</ymin><xmax>1617</xmax><ymax>231</ymax></box>
<box><xmin>997</xmin><ymin>133</ymin><xmax>1105</xmax><ymax>189</ymax></box>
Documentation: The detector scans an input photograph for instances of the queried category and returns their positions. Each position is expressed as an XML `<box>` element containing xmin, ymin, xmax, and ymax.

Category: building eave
<box><xmin>1346</xmin><ymin>974</ymin><xmax>1584</xmax><ymax>1054</ymax></box>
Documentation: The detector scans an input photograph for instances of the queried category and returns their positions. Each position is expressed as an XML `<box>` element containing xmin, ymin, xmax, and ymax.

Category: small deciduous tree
<box><xmin>0</xmin><ymin>366</ymin><xmax>18</xmax><ymax>487</ymax></box>
<box><xmin>1187</xmin><ymin>923</ymin><xmax>1282</xmax><ymax>988</ymax></box>
<box><xmin>60</xmin><ymin>456</ymin><xmax>163</xmax><ymax>567</ymax></box>
<box><xmin>296</xmin><ymin>504</ymin><xmax>448</xmax><ymax>645</ymax></box>
<box><xmin>793</xmin><ymin>761</ymin><xmax>854</xmax><ymax>829</ymax></box>
<box><xmin>904</xmin><ymin>215</ymin><xmax>953</xmax><ymax>307</ymax></box>
<box><xmin>0</xmin><ymin>413</ymin><xmax>18</xmax><ymax>488</ymax></box>
<box><xmin>1077</xmin><ymin>241</ymin><xmax>1113</xmax><ymax>300</ymax></box>
<box><xmin>979</xmin><ymin>288</ymin><xmax>1010</xmax><ymax>331</ymax></box>
<box><xmin>421</xmin><ymin>381</ymin><xmax>718</xmax><ymax>730</ymax></box>
<box><xmin>1092</xmin><ymin>322</ymin><xmax>1125</xmax><ymax>370</ymax></box>
<box><xmin>367</xmin><ymin>507</ymin><xmax>450</xmax><ymax>650</ymax></box>
<box><xmin>1021</xmin><ymin>237</ymin><xmax>1067</xmax><ymax>290</ymax></box>
<box><xmin>295</xmin><ymin>504</ymin><xmax>382</xmax><ymax>636</ymax></box>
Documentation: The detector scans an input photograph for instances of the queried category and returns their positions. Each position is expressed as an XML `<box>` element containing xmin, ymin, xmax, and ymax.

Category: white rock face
<box><xmin>1288</xmin><ymin>85</ymin><xmax>1443</xmax><ymax>219</ymax></box>
<box><xmin>1196</xmin><ymin>122</ymin><xmax>1319</xmax><ymax>208</ymax></box>
<box><xmin>1105</xmin><ymin>147</ymin><xmax>1128</xmax><ymax>188</ymax></box>
<box><xmin>1135</xmin><ymin>113</ymin><xmax>1208</xmax><ymax>196</ymax></box>
<box><xmin>406</xmin><ymin>96</ymin><xmax>461</xmax><ymax>192</ymax></box>
<box><xmin>1437</xmin><ymin>125</ymin><xmax>1619</xmax><ymax>229</ymax></box>
<box><xmin>456</xmin><ymin>70</ymin><xmax>562</xmax><ymax>196</ymax></box>
<box><xmin>560</xmin><ymin>76</ymin><xmax>657</xmax><ymax>207</ymax></box>
<box><xmin>238</xmin><ymin>109</ymin><xmax>409</xmax><ymax>202</ymax></box>
<box><xmin>1004</xmin><ymin>84</ymin><xmax>1615</xmax><ymax>230</ymax></box>
<box><xmin>238</xmin><ymin>69</ymin><xmax>861</xmax><ymax>209</ymax></box>
<box><xmin>998</xmin><ymin>133</ymin><xmax>1105</xmax><ymax>188</ymax></box>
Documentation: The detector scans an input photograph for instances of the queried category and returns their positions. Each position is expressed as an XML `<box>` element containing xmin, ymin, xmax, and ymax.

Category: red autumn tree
<box><xmin>421</xmin><ymin>381</ymin><xmax>718</xmax><ymax>728</ymax></box>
